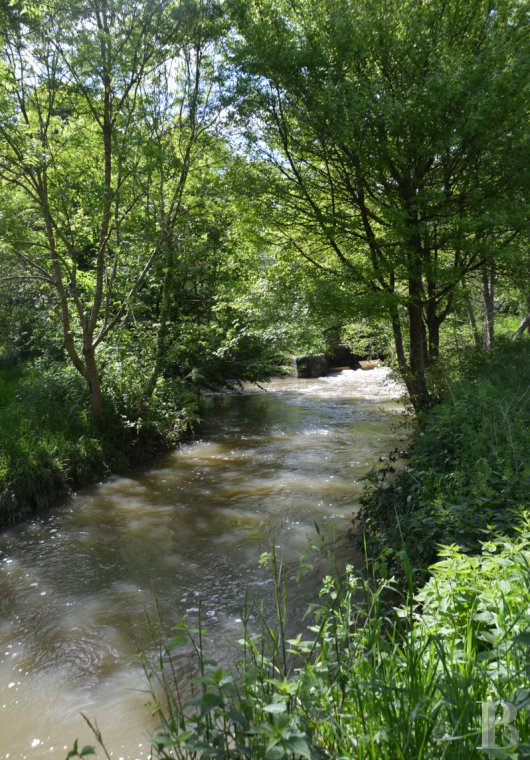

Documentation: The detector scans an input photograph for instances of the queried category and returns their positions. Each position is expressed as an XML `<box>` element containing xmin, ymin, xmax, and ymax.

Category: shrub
<box><xmin>360</xmin><ymin>340</ymin><xmax>530</xmax><ymax>574</ymax></box>
<box><xmin>0</xmin><ymin>361</ymin><xmax>103</xmax><ymax>526</ymax></box>
<box><xmin>0</xmin><ymin>358</ymin><xmax>198</xmax><ymax>527</ymax></box>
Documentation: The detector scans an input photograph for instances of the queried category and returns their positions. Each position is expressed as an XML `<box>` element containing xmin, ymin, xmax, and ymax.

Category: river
<box><xmin>0</xmin><ymin>367</ymin><xmax>404</xmax><ymax>759</ymax></box>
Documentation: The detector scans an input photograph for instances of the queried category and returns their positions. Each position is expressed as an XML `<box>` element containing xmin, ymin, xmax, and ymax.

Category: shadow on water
<box><xmin>0</xmin><ymin>368</ymin><xmax>406</xmax><ymax>758</ymax></box>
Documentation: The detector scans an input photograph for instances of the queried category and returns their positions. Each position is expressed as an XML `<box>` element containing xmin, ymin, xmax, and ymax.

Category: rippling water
<box><xmin>0</xmin><ymin>368</ymin><xmax>405</xmax><ymax>759</ymax></box>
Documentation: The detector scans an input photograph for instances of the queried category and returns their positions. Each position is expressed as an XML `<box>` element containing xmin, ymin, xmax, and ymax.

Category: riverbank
<box><xmin>141</xmin><ymin>339</ymin><xmax>530</xmax><ymax>759</ymax></box>
<box><xmin>0</xmin><ymin>359</ymin><xmax>198</xmax><ymax>529</ymax></box>
<box><xmin>360</xmin><ymin>338</ymin><xmax>530</xmax><ymax>578</ymax></box>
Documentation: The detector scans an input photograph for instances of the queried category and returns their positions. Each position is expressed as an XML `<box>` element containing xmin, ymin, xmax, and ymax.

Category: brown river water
<box><xmin>0</xmin><ymin>368</ymin><xmax>405</xmax><ymax>759</ymax></box>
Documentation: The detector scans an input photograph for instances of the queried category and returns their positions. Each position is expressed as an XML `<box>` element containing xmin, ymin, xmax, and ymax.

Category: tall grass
<box><xmin>0</xmin><ymin>358</ymin><xmax>198</xmax><ymax>528</ymax></box>
<box><xmin>134</xmin><ymin>524</ymin><xmax>530</xmax><ymax>759</ymax></box>
<box><xmin>0</xmin><ymin>361</ymin><xmax>104</xmax><ymax>526</ymax></box>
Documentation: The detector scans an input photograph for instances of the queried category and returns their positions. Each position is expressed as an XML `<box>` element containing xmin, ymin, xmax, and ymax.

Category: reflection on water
<box><xmin>0</xmin><ymin>368</ymin><xmax>405</xmax><ymax>758</ymax></box>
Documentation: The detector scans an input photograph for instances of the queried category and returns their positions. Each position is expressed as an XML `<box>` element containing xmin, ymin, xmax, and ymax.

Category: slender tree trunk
<box><xmin>427</xmin><ymin>315</ymin><xmax>440</xmax><ymax>360</ymax></box>
<box><xmin>83</xmin><ymin>346</ymin><xmax>104</xmax><ymax>420</ymax></box>
<box><xmin>513</xmin><ymin>313</ymin><xmax>530</xmax><ymax>339</ymax></box>
<box><xmin>481</xmin><ymin>259</ymin><xmax>495</xmax><ymax>350</ymax></box>
<box><xmin>461</xmin><ymin>277</ymin><xmax>482</xmax><ymax>348</ymax></box>
<box><xmin>389</xmin><ymin>304</ymin><xmax>407</xmax><ymax>372</ymax></box>
<box><xmin>407</xmin><ymin>310</ymin><xmax>430</xmax><ymax>410</ymax></box>
<box><xmin>425</xmin><ymin>296</ymin><xmax>442</xmax><ymax>361</ymax></box>
<box><xmin>407</xmin><ymin>260</ymin><xmax>430</xmax><ymax>411</ymax></box>
<box><xmin>39</xmin><ymin>181</ymin><xmax>106</xmax><ymax>418</ymax></box>
<box><xmin>389</xmin><ymin>296</ymin><xmax>432</xmax><ymax>411</ymax></box>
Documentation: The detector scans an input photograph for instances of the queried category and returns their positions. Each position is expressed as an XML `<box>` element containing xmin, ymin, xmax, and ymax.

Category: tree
<box><xmin>513</xmin><ymin>314</ymin><xmax>530</xmax><ymax>339</ymax></box>
<box><xmin>0</xmin><ymin>0</ymin><xmax>220</xmax><ymax>419</ymax></box>
<box><xmin>228</xmin><ymin>0</ymin><xmax>529</xmax><ymax>409</ymax></box>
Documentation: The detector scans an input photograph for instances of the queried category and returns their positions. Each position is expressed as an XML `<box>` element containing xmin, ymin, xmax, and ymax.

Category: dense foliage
<box><xmin>227</xmin><ymin>0</ymin><xmax>529</xmax><ymax>408</ymax></box>
<box><xmin>0</xmin><ymin>358</ymin><xmax>197</xmax><ymax>527</ymax></box>
<box><xmin>141</xmin><ymin>530</ymin><xmax>530</xmax><ymax>759</ymax></box>
<box><xmin>0</xmin><ymin>0</ymin><xmax>528</xmax><ymax>522</ymax></box>
<box><xmin>0</xmin><ymin>0</ymin><xmax>527</xmax><ymax>412</ymax></box>
<box><xmin>360</xmin><ymin>339</ymin><xmax>530</xmax><ymax>575</ymax></box>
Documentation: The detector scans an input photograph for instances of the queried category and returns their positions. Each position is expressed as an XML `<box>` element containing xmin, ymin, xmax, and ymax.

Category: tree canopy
<box><xmin>228</xmin><ymin>0</ymin><xmax>529</xmax><ymax>407</ymax></box>
<box><xmin>0</xmin><ymin>0</ymin><xmax>528</xmax><ymax>416</ymax></box>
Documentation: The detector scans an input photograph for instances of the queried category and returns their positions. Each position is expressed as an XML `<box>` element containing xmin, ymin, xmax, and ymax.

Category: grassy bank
<box><xmin>360</xmin><ymin>338</ymin><xmax>530</xmax><ymax>578</ymax></box>
<box><xmin>120</xmin><ymin>339</ymin><xmax>530</xmax><ymax>760</ymax></box>
<box><xmin>0</xmin><ymin>360</ymin><xmax>197</xmax><ymax>529</ymax></box>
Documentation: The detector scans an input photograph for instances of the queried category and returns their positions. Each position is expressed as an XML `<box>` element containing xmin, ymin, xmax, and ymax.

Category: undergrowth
<box><xmin>128</xmin><ymin>526</ymin><xmax>530</xmax><ymax>760</ymax></box>
<box><xmin>0</xmin><ymin>359</ymin><xmax>198</xmax><ymax>528</ymax></box>
<box><xmin>360</xmin><ymin>338</ymin><xmax>530</xmax><ymax>578</ymax></box>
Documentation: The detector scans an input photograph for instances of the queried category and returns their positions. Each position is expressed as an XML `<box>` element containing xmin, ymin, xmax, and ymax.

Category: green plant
<box><xmin>0</xmin><ymin>357</ymin><xmax>198</xmax><ymax>528</ymax></box>
<box><xmin>135</xmin><ymin>521</ymin><xmax>530</xmax><ymax>759</ymax></box>
<box><xmin>360</xmin><ymin>340</ymin><xmax>530</xmax><ymax>574</ymax></box>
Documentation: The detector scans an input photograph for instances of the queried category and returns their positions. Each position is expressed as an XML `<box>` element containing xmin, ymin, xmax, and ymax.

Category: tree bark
<box><xmin>389</xmin><ymin>304</ymin><xmax>407</xmax><ymax>372</ymax></box>
<box><xmin>513</xmin><ymin>314</ymin><xmax>530</xmax><ymax>340</ymax></box>
<box><xmin>425</xmin><ymin>298</ymin><xmax>441</xmax><ymax>361</ymax></box>
<box><xmin>406</xmin><ymin>244</ymin><xmax>430</xmax><ymax>410</ymax></box>
<box><xmin>83</xmin><ymin>346</ymin><xmax>104</xmax><ymax>420</ymax></box>
<box><xmin>461</xmin><ymin>277</ymin><xmax>482</xmax><ymax>348</ymax></box>
<box><xmin>407</xmin><ymin>311</ymin><xmax>430</xmax><ymax>410</ymax></box>
<box><xmin>481</xmin><ymin>259</ymin><xmax>495</xmax><ymax>350</ymax></box>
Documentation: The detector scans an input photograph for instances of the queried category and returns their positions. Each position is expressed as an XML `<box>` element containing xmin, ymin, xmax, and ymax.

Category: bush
<box><xmin>0</xmin><ymin>361</ymin><xmax>103</xmax><ymax>526</ymax></box>
<box><xmin>0</xmin><ymin>358</ymin><xmax>199</xmax><ymax>527</ymax></box>
<box><xmin>360</xmin><ymin>340</ymin><xmax>530</xmax><ymax>573</ymax></box>
<box><xmin>99</xmin><ymin>354</ymin><xmax>199</xmax><ymax>463</ymax></box>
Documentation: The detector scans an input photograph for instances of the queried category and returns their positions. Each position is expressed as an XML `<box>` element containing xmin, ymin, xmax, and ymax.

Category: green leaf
<box><xmin>287</xmin><ymin>735</ymin><xmax>312</xmax><ymax>759</ymax></box>
<box><xmin>230</xmin><ymin>708</ymin><xmax>249</xmax><ymax>729</ymax></box>
<box><xmin>201</xmin><ymin>692</ymin><xmax>223</xmax><ymax>713</ymax></box>
<box><xmin>65</xmin><ymin>740</ymin><xmax>79</xmax><ymax>760</ymax></box>
<box><xmin>166</xmin><ymin>636</ymin><xmax>188</xmax><ymax>651</ymax></box>
<box><xmin>263</xmin><ymin>702</ymin><xmax>287</xmax><ymax>714</ymax></box>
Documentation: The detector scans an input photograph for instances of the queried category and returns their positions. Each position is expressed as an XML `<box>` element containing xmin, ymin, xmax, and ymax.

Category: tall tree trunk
<box><xmin>425</xmin><ymin>297</ymin><xmax>441</xmax><ymax>361</ymax></box>
<box><xmin>425</xmin><ymin>291</ymin><xmax>453</xmax><ymax>362</ymax></box>
<box><xmin>407</xmin><ymin>307</ymin><xmax>430</xmax><ymax>410</ymax></box>
<box><xmin>39</xmin><ymin>180</ymin><xmax>106</xmax><ymax>418</ymax></box>
<box><xmin>407</xmin><ymin>257</ymin><xmax>430</xmax><ymax>411</ymax></box>
<box><xmin>513</xmin><ymin>313</ymin><xmax>530</xmax><ymax>339</ymax></box>
<box><xmin>481</xmin><ymin>260</ymin><xmax>495</xmax><ymax>350</ymax></box>
<box><xmin>83</xmin><ymin>347</ymin><xmax>104</xmax><ymax>420</ymax></box>
<box><xmin>389</xmin><ymin>303</ymin><xmax>407</xmax><ymax>372</ymax></box>
<box><xmin>461</xmin><ymin>277</ymin><xmax>482</xmax><ymax>348</ymax></box>
<box><xmin>427</xmin><ymin>315</ymin><xmax>440</xmax><ymax>361</ymax></box>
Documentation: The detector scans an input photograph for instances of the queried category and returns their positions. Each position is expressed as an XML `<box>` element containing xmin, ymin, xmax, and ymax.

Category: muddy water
<box><xmin>0</xmin><ymin>368</ymin><xmax>404</xmax><ymax>759</ymax></box>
